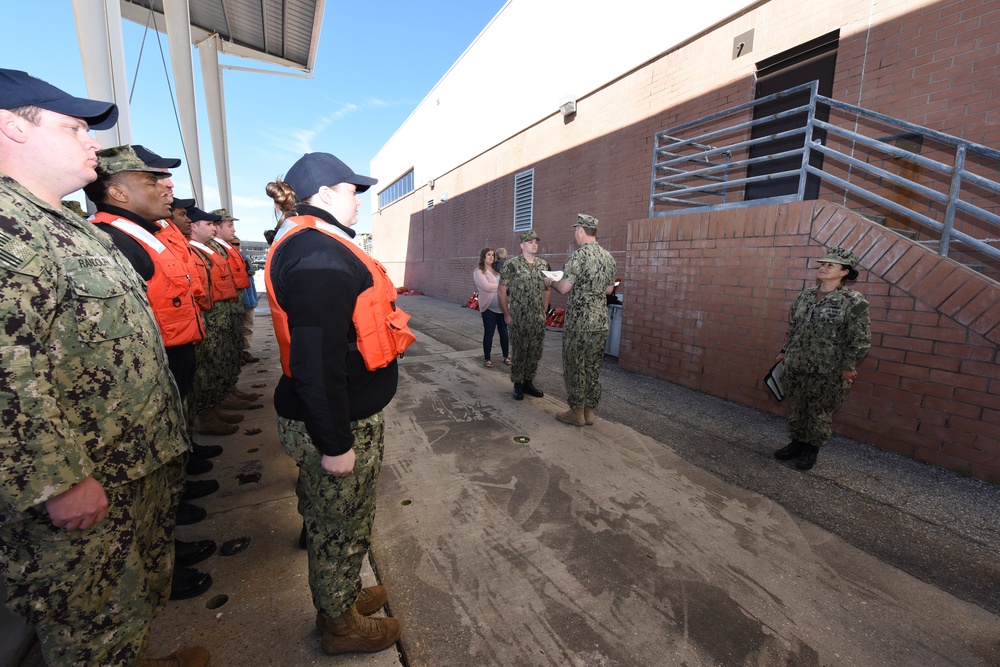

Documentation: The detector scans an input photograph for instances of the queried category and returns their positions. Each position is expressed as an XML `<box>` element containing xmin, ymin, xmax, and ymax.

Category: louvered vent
<box><xmin>513</xmin><ymin>169</ymin><xmax>534</xmax><ymax>232</ymax></box>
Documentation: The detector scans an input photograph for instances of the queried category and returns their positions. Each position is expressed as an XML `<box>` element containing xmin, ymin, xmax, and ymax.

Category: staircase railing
<box><xmin>650</xmin><ymin>81</ymin><xmax>1000</xmax><ymax>266</ymax></box>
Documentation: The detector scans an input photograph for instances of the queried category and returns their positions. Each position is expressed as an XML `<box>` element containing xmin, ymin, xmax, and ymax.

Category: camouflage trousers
<box><xmin>509</xmin><ymin>313</ymin><xmax>545</xmax><ymax>384</ymax></box>
<box><xmin>562</xmin><ymin>327</ymin><xmax>609</xmax><ymax>409</ymax></box>
<box><xmin>785</xmin><ymin>369</ymin><xmax>850</xmax><ymax>447</ymax></box>
<box><xmin>278</xmin><ymin>412</ymin><xmax>385</xmax><ymax>619</ymax></box>
<box><xmin>0</xmin><ymin>458</ymin><xmax>183</xmax><ymax>666</ymax></box>
<box><xmin>193</xmin><ymin>298</ymin><xmax>242</xmax><ymax>412</ymax></box>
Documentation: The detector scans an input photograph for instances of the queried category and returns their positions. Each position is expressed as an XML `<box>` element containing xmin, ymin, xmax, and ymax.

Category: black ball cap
<box><xmin>133</xmin><ymin>144</ymin><xmax>181</xmax><ymax>169</ymax></box>
<box><xmin>284</xmin><ymin>152</ymin><xmax>377</xmax><ymax>199</ymax></box>
<box><xmin>0</xmin><ymin>68</ymin><xmax>118</xmax><ymax>130</ymax></box>
<box><xmin>187</xmin><ymin>206</ymin><xmax>222</xmax><ymax>223</ymax></box>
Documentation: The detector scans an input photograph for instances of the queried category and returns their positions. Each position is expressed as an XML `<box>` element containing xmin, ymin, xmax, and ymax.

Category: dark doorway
<box><xmin>744</xmin><ymin>31</ymin><xmax>839</xmax><ymax>201</ymax></box>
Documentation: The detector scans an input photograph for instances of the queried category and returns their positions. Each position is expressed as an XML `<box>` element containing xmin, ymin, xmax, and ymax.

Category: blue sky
<box><xmin>2</xmin><ymin>1</ymin><xmax>506</xmax><ymax>241</ymax></box>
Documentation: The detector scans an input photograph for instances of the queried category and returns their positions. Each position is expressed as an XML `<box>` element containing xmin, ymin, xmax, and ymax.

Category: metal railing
<box><xmin>649</xmin><ymin>81</ymin><xmax>1000</xmax><ymax>264</ymax></box>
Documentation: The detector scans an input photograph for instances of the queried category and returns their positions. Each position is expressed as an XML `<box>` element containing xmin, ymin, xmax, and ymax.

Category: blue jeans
<box><xmin>481</xmin><ymin>309</ymin><xmax>509</xmax><ymax>361</ymax></box>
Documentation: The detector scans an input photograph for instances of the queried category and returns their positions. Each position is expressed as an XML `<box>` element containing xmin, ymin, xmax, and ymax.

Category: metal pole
<box><xmin>163</xmin><ymin>0</ymin><xmax>205</xmax><ymax>205</ymax></box>
<box><xmin>198</xmin><ymin>35</ymin><xmax>233</xmax><ymax>213</ymax></box>
<box><xmin>71</xmin><ymin>0</ymin><xmax>132</xmax><ymax>148</ymax></box>
<box><xmin>941</xmin><ymin>144</ymin><xmax>966</xmax><ymax>258</ymax></box>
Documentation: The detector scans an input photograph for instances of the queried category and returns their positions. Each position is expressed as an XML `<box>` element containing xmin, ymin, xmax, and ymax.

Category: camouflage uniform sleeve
<box><xmin>782</xmin><ymin>289</ymin><xmax>809</xmax><ymax>352</ymax></box>
<box><xmin>561</xmin><ymin>252</ymin><xmax>581</xmax><ymax>284</ymax></box>
<box><xmin>0</xmin><ymin>235</ymin><xmax>94</xmax><ymax>515</ymax></box>
<box><xmin>840</xmin><ymin>291</ymin><xmax>871</xmax><ymax>371</ymax></box>
<box><xmin>499</xmin><ymin>260</ymin><xmax>512</xmax><ymax>287</ymax></box>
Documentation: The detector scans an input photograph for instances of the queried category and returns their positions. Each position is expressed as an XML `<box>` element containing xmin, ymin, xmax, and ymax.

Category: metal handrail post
<box><xmin>941</xmin><ymin>144</ymin><xmax>966</xmax><ymax>258</ymax></box>
<box><xmin>797</xmin><ymin>82</ymin><xmax>819</xmax><ymax>201</ymax></box>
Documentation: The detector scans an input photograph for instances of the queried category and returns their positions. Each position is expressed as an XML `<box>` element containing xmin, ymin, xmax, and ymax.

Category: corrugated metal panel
<box><xmin>121</xmin><ymin>0</ymin><xmax>321</xmax><ymax>71</ymax></box>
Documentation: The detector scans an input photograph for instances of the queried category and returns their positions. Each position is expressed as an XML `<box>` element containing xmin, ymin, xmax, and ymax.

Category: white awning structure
<box><xmin>71</xmin><ymin>0</ymin><xmax>324</xmax><ymax>208</ymax></box>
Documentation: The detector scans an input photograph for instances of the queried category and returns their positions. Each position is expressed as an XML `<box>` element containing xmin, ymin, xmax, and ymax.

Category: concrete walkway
<box><xmin>7</xmin><ymin>293</ymin><xmax>1000</xmax><ymax>666</ymax></box>
<box><xmin>376</xmin><ymin>295</ymin><xmax>1000</xmax><ymax>667</ymax></box>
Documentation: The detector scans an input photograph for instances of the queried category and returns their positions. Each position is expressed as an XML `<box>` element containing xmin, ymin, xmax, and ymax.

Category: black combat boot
<box><xmin>512</xmin><ymin>383</ymin><xmax>524</xmax><ymax>400</ymax></box>
<box><xmin>521</xmin><ymin>380</ymin><xmax>544</xmax><ymax>398</ymax></box>
<box><xmin>774</xmin><ymin>440</ymin><xmax>805</xmax><ymax>461</ymax></box>
<box><xmin>795</xmin><ymin>445</ymin><xmax>819</xmax><ymax>471</ymax></box>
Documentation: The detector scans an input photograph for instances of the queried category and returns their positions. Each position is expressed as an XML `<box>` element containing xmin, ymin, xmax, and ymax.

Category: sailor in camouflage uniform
<box><xmin>0</xmin><ymin>70</ymin><xmax>208</xmax><ymax>666</ymax></box>
<box><xmin>773</xmin><ymin>247</ymin><xmax>871</xmax><ymax>471</ymax></box>
<box><xmin>547</xmin><ymin>214</ymin><xmax>617</xmax><ymax>426</ymax></box>
<box><xmin>498</xmin><ymin>229</ymin><xmax>551</xmax><ymax>400</ymax></box>
<box><xmin>208</xmin><ymin>209</ymin><xmax>260</xmax><ymax>410</ymax></box>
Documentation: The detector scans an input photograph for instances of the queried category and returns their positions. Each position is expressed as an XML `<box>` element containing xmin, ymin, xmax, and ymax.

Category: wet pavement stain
<box><xmin>237</xmin><ymin>472</ymin><xmax>262</xmax><ymax>484</ymax></box>
<box><xmin>220</xmin><ymin>537</ymin><xmax>251</xmax><ymax>556</ymax></box>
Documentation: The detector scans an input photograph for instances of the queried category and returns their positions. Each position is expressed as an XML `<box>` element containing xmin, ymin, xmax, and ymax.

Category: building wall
<box><xmin>374</xmin><ymin>0</ymin><xmax>1000</xmax><ymax>289</ymax></box>
<box><xmin>372</xmin><ymin>0</ymin><xmax>1000</xmax><ymax>480</ymax></box>
<box><xmin>370</xmin><ymin>0</ymin><xmax>758</xmax><ymax>202</ymax></box>
<box><xmin>622</xmin><ymin>200</ymin><xmax>1000</xmax><ymax>482</ymax></box>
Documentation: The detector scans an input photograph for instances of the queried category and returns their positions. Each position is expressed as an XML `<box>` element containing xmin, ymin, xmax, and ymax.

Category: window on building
<box><xmin>513</xmin><ymin>168</ymin><xmax>534</xmax><ymax>231</ymax></box>
<box><xmin>378</xmin><ymin>169</ymin><xmax>414</xmax><ymax>208</ymax></box>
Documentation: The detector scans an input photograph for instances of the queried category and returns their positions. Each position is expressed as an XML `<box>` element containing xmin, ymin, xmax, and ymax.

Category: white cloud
<box><xmin>269</xmin><ymin>98</ymin><xmax>397</xmax><ymax>155</ymax></box>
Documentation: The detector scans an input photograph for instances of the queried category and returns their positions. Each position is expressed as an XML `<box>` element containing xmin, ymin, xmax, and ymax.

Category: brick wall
<box><xmin>621</xmin><ymin>200</ymin><xmax>999</xmax><ymax>482</ymax></box>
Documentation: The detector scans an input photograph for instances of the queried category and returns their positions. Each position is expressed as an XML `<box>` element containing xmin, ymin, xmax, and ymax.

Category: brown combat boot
<box><xmin>212</xmin><ymin>405</ymin><xmax>244</xmax><ymax>424</ymax></box>
<box><xmin>314</xmin><ymin>586</ymin><xmax>389</xmax><ymax>633</ymax></box>
<box><xmin>229</xmin><ymin>386</ymin><xmax>260</xmax><ymax>402</ymax></box>
<box><xmin>556</xmin><ymin>408</ymin><xmax>586</xmax><ymax>426</ymax></box>
<box><xmin>139</xmin><ymin>645</ymin><xmax>211</xmax><ymax>666</ymax></box>
<box><xmin>354</xmin><ymin>585</ymin><xmax>389</xmax><ymax>615</ymax></box>
<box><xmin>318</xmin><ymin>606</ymin><xmax>401</xmax><ymax>655</ymax></box>
<box><xmin>584</xmin><ymin>407</ymin><xmax>597</xmax><ymax>425</ymax></box>
<box><xmin>219</xmin><ymin>394</ymin><xmax>259</xmax><ymax>410</ymax></box>
<box><xmin>196</xmin><ymin>411</ymin><xmax>238</xmax><ymax>436</ymax></box>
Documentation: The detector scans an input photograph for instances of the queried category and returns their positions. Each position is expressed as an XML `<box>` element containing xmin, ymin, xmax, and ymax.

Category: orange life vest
<box><xmin>216</xmin><ymin>238</ymin><xmax>251</xmax><ymax>290</ymax></box>
<box><xmin>265</xmin><ymin>215</ymin><xmax>416</xmax><ymax>375</ymax></box>
<box><xmin>189</xmin><ymin>239</ymin><xmax>238</xmax><ymax>302</ymax></box>
<box><xmin>186</xmin><ymin>242</ymin><xmax>214</xmax><ymax>311</ymax></box>
<box><xmin>155</xmin><ymin>219</ymin><xmax>209</xmax><ymax>308</ymax></box>
<box><xmin>92</xmin><ymin>212</ymin><xmax>204</xmax><ymax>346</ymax></box>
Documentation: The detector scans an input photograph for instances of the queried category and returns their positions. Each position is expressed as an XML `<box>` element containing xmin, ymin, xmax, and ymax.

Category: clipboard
<box><xmin>764</xmin><ymin>360</ymin><xmax>785</xmax><ymax>402</ymax></box>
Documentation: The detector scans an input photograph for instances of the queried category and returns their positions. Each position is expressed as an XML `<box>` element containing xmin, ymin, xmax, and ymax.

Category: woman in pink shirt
<box><xmin>473</xmin><ymin>247</ymin><xmax>510</xmax><ymax>367</ymax></box>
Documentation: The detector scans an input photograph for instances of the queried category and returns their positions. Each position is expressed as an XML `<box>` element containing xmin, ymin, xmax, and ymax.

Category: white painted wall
<box><xmin>371</xmin><ymin>0</ymin><xmax>758</xmax><ymax>196</ymax></box>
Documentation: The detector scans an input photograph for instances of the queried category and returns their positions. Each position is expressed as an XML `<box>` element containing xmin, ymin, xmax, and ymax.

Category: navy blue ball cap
<box><xmin>0</xmin><ymin>68</ymin><xmax>118</xmax><ymax>130</ymax></box>
<box><xmin>284</xmin><ymin>152</ymin><xmax>377</xmax><ymax>199</ymax></box>
<box><xmin>171</xmin><ymin>198</ymin><xmax>196</xmax><ymax>210</ymax></box>
<box><xmin>187</xmin><ymin>206</ymin><xmax>221</xmax><ymax>223</ymax></box>
<box><xmin>133</xmin><ymin>144</ymin><xmax>181</xmax><ymax>169</ymax></box>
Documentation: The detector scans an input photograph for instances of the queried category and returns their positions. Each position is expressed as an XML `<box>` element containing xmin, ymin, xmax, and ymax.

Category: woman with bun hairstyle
<box><xmin>264</xmin><ymin>152</ymin><xmax>408</xmax><ymax>656</ymax></box>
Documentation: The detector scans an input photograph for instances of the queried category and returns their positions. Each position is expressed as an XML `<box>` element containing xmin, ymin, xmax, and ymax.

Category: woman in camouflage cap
<box><xmin>773</xmin><ymin>247</ymin><xmax>871</xmax><ymax>471</ymax></box>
